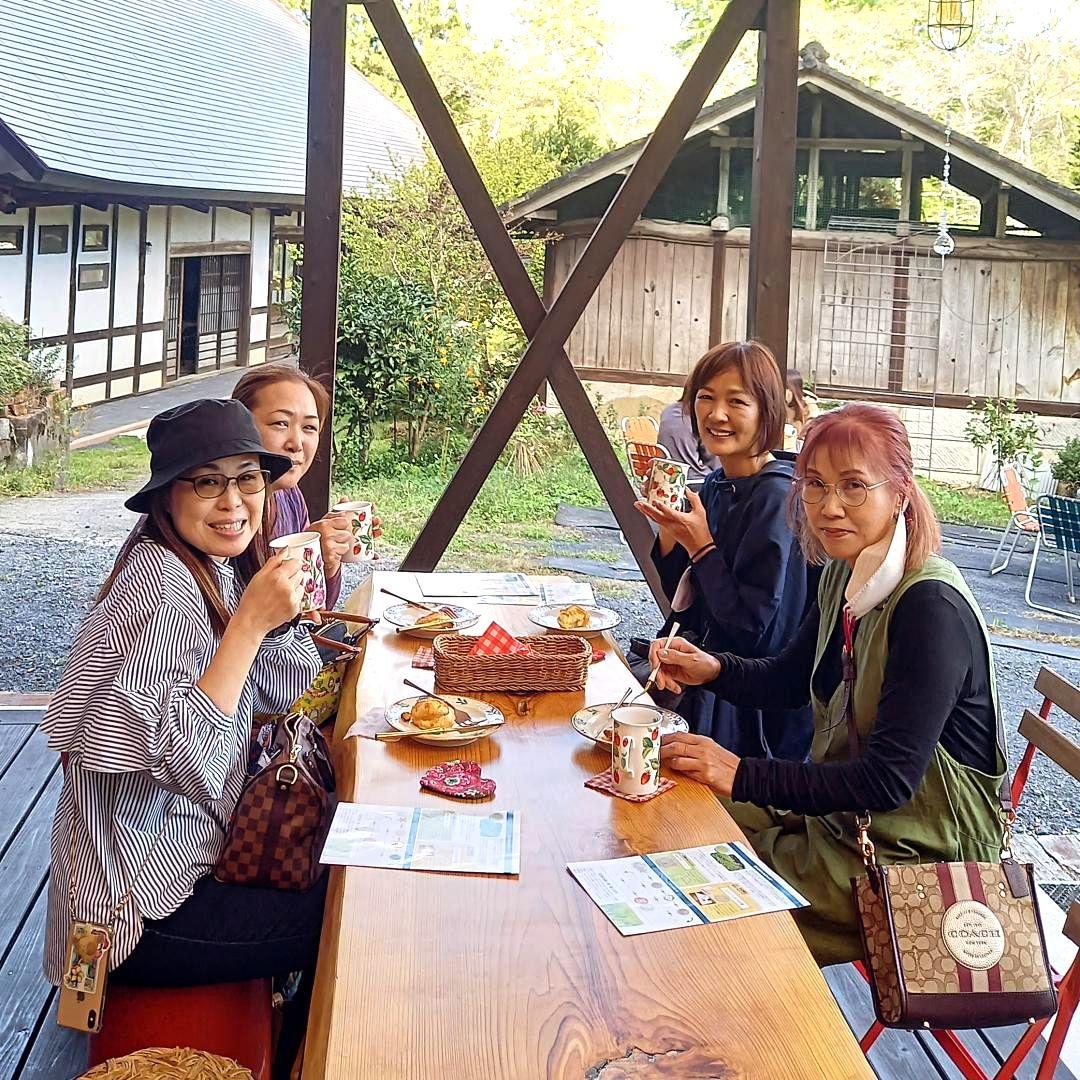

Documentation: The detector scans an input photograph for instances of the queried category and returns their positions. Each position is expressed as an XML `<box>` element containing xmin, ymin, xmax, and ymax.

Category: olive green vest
<box><xmin>726</xmin><ymin>554</ymin><xmax>1006</xmax><ymax>965</ymax></box>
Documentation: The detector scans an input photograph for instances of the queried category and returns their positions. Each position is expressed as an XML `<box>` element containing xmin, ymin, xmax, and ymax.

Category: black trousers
<box><xmin>114</xmin><ymin>872</ymin><xmax>329</xmax><ymax>1077</ymax></box>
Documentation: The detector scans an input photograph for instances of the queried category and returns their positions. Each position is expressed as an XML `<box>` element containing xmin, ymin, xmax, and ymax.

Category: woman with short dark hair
<box><xmin>636</xmin><ymin>340</ymin><xmax>817</xmax><ymax>760</ymax></box>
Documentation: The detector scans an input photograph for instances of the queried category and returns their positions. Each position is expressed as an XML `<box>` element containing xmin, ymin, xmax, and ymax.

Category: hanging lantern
<box><xmin>928</xmin><ymin>0</ymin><xmax>975</xmax><ymax>51</ymax></box>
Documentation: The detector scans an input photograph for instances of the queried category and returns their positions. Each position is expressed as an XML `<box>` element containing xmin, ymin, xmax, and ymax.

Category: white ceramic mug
<box><xmin>646</xmin><ymin>458</ymin><xmax>689</xmax><ymax>512</ymax></box>
<box><xmin>333</xmin><ymin>500</ymin><xmax>375</xmax><ymax>563</ymax></box>
<box><xmin>269</xmin><ymin>530</ymin><xmax>326</xmax><ymax>613</ymax></box>
<box><xmin>610</xmin><ymin>704</ymin><xmax>663</xmax><ymax>797</ymax></box>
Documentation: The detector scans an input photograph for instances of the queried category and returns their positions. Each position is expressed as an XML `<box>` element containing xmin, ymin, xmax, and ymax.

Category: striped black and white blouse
<box><xmin>41</xmin><ymin>539</ymin><xmax>321</xmax><ymax>984</ymax></box>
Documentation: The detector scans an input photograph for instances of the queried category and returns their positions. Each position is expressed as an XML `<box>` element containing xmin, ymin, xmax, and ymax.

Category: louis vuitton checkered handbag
<box><xmin>215</xmin><ymin>712</ymin><xmax>336</xmax><ymax>892</ymax></box>
<box><xmin>842</xmin><ymin>615</ymin><xmax>1057</xmax><ymax>1030</ymax></box>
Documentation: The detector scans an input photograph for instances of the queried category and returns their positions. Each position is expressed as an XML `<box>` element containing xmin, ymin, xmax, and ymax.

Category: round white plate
<box><xmin>571</xmin><ymin>702</ymin><xmax>688</xmax><ymax>746</ymax></box>
<box><xmin>528</xmin><ymin>603</ymin><xmax>620</xmax><ymax>635</ymax></box>
<box><xmin>382</xmin><ymin>603</ymin><xmax>478</xmax><ymax>639</ymax></box>
<box><xmin>386</xmin><ymin>694</ymin><xmax>504</xmax><ymax>747</ymax></box>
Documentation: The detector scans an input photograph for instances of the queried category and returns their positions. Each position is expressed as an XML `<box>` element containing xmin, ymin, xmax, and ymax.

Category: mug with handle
<box><xmin>610</xmin><ymin>704</ymin><xmax>663</xmax><ymax>797</ymax></box>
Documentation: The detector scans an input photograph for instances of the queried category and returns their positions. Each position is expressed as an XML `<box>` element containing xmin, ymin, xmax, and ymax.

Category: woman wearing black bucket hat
<box><xmin>41</xmin><ymin>399</ymin><xmax>326</xmax><ymax>1075</ymax></box>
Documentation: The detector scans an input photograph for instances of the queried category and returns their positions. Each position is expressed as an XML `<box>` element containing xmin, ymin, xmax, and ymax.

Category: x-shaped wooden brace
<box><xmin>362</xmin><ymin>0</ymin><xmax>767</xmax><ymax>607</ymax></box>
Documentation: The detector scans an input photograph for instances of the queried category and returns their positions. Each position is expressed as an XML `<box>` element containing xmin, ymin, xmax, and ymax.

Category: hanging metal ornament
<box><xmin>934</xmin><ymin>112</ymin><xmax>956</xmax><ymax>258</ymax></box>
<box><xmin>927</xmin><ymin>0</ymin><xmax>975</xmax><ymax>52</ymax></box>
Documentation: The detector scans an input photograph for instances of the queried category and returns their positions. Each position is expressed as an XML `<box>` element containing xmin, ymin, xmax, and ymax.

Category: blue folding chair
<box><xmin>1025</xmin><ymin>495</ymin><xmax>1080</xmax><ymax>619</ymax></box>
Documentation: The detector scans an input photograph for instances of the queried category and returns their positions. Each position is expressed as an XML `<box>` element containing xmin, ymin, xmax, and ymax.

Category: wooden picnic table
<box><xmin>303</xmin><ymin>571</ymin><xmax>873</xmax><ymax>1079</ymax></box>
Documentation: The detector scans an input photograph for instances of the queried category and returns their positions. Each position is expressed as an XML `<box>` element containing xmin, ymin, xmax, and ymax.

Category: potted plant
<box><xmin>1052</xmin><ymin>436</ymin><xmax>1080</xmax><ymax>498</ymax></box>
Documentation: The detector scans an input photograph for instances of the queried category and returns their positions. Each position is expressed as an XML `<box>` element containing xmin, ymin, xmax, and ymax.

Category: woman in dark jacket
<box><xmin>636</xmin><ymin>341</ymin><xmax>817</xmax><ymax>760</ymax></box>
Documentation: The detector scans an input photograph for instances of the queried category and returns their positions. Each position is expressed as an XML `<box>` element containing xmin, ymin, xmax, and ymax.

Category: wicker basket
<box><xmin>433</xmin><ymin>633</ymin><xmax>590</xmax><ymax>694</ymax></box>
<box><xmin>80</xmin><ymin>1047</ymin><xmax>254</xmax><ymax>1079</ymax></box>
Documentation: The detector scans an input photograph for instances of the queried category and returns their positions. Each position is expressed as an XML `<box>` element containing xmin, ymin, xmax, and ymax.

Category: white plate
<box><xmin>571</xmin><ymin>702</ymin><xmax>688</xmax><ymax>746</ymax></box>
<box><xmin>528</xmin><ymin>603</ymin><xmax>620</xmax><ymax>635</ymax></box>
<box><xmin>382</xmin><ymin>603</ymin><xmax>478</xmax><ymax>639</ymax></box>
<box><xmin>386</xmin><ymin>694</ymin><xmax>504</xmax><ymax>747</ymax></box>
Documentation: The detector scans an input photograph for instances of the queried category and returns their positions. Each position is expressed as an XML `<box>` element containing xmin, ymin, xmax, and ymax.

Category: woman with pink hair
<box><xmin>648</xmin><ymin>404</ymin><xmax>1005</xmax><ymax>964</ymax></box>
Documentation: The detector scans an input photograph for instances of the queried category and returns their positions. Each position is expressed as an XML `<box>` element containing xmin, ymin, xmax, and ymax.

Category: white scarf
<box><xmin>844</xmin><ymin>504</ymin><xmax>908</xmax><ymax>620</ymax></box>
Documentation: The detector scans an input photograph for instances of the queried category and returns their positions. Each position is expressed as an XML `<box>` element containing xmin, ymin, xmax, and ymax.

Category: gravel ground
<box><xmin>3</xmin><ymin>493</ymin><xmax>1077</xmax><ymax>838</ymax></box>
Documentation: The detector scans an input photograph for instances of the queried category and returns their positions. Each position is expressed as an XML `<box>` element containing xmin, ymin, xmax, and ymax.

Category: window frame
<box><xmin>0</xmin><ymin>225</ymin><xmax>25</xmax><ymax>256</ymax></box>
<box><xmin>38</xmin><ymin>224</ymin><xmax>70</xmax><ymax>255</ymax></box>
<box><xmin>81</xmin><ymin>223</ymin><xmax>110</xmax><ymax>252</ymax></box>
<box><xmin>77</xmin><ymin>262</ymin><xmax>111</xmax><ymax>291</ymax></box>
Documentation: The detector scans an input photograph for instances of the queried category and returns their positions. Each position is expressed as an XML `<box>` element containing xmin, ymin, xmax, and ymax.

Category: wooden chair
<box><xmin>620</xmin><ymin>415</ymin><xmax>660</xmax><ymax>445</ymax></box>
<box><xmin>990</xmin><ymin>466</ymin><xmax>1040</xmax><ymax>576</ymax></box>
<box><xmin>857</xmin><ymin>666</ymin><xmax>1080</xmax><ymax>1080</ymax></box>
<box><xmin>1024</xmin><ymin>495</ymin><xmax>1080</xmax><ymax>619</ymax></box>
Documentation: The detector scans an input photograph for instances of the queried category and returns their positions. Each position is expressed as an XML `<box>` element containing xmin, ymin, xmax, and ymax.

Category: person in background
<box><xmin>786</xmin><ymin>369</ymin><xmax>818</xmax><ymax>436</ymax></box>
<box><xmin>635</xmin><ymin>341</ymin><xmax>817</xmax><ymax>761</ymax></box>
<box><xmin>651</xmin><ymin>404</ymin><xmax>1004</xmax><ymax>965</ymax></box>
<box><xmin>42</xmin><ymin>400</ymin><xmax>325</xmax><ymax>1075</ymax></box>
<box><xmin>657</xmin><ymin>398</ymin><xmax>721</xmax><ymax>485</ymax></box>
<box><xmin>233</xmin><ymin>364</ymin><xmax>379</xmax><ymax>610</ymax></box>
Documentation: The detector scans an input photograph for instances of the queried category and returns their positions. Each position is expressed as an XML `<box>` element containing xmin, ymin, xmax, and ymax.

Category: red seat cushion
<box><xmin>86</xmin><ymin>979</ymin><xmax>272</xmax><ymax>1079</ymax></box>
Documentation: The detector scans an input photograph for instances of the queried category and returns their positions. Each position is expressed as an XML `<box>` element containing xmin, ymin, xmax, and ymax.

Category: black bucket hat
<box><xmin>125</xmin><ymin>398</ymin><xmax>294</xmax><ymax>513</ymax></box>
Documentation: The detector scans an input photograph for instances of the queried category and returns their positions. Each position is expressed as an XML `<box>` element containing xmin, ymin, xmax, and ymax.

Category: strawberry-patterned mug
<box><xmin>333</xmin><ymin>500</ymin><xmax>375</xmax><ymax>563</ymax></box>
<box><xmin>645</xmin><ymin>458</ymin><xmax>689</xmax><ymax>512</ymax></box>
<box><xmin>610</xmin><ymin>704</ymin><xmax>663</xmax><ymax>797</ymax></box>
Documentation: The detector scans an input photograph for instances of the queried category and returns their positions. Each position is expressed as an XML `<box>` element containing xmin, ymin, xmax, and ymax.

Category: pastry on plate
<box><xmin>557</xmin><ymin>604</ymin><xmax>591</xmax><ymax>630</ymax></box>
<box><xmin>403</xmin><ymin>696</ymin><xmax>456</xmax><ymax>730</ymax></box>
<box><xmin>414</xmin><ymin>609</ymin><xmax>455</xmax><ymax>630</ymax></box>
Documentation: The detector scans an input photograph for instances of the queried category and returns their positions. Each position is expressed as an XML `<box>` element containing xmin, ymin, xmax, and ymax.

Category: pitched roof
<box><xmin>504</xmin><ymin>56</ymin><xmax>1080</xmax><ymax>228</ymax></box>
<box><xmin>0</xmin><ymin>0</ymin><xmax>425</xmax><ymax>203</ymax></box>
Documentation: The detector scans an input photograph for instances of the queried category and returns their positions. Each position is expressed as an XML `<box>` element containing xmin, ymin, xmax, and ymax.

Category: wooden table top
<box><xmin>303</xmin><ymin>571</ymin><xmax>872</xmax><ymax>1079</ymax></box>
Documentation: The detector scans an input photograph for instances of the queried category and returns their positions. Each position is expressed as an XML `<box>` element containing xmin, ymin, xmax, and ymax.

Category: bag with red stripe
<box><xmin>845</xmin><ymin>622</ymin><xmax>1057</xmax><ymax>1029</ymax></box>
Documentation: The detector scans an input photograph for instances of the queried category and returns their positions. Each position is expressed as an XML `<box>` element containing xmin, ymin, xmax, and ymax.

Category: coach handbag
<box><xmin>844</xmin><ymin>610</ymin><xmax>1057</xmax><ymax>1030</ymax></box>
<box><xmin>215</xmin><ymin>712</ymin><xmax>336</xmax><ymax>892</ymax></box>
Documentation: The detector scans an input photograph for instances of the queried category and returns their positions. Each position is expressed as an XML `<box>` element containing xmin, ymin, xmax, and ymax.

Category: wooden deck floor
<box><xmin>0</xmin><ymin>706</ymin><xmax>1073</xmax><ymax>1079</ymax></box>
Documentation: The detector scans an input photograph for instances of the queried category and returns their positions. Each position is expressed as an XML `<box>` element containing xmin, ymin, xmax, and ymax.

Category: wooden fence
<box><xmin>546</xmin><ymin>219</ymin><xmax>1080</xmax><ymax>413</ymax></box>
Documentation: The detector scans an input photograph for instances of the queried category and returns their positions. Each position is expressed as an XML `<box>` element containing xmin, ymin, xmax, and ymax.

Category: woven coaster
<box><xmin>585</xmin><ymin>769</ymin><xmax>675</xmax><ymax>803</ymax></box>
<box><xmin>412</xmin><ymin>645</ymin><xmax>435</xmax><ymax>670</ymax></box>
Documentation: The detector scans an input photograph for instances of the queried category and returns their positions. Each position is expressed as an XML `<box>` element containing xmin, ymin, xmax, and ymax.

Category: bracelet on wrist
<box><xmin>690</xmin><ymin>542</ymin><xmax>716</xmax><ymax>562</ymax></box>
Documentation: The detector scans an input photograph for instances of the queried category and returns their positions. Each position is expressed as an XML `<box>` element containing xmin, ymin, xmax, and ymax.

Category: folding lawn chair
<box><xmin>1024</xmin><ymin>495</ymin><xmax>1080</xmax><ymax>619</ymax></box>
<box><xmin>990</xmin><ymin>467</ymin><xmax>1041</xmax><ymax>576</ymax></box>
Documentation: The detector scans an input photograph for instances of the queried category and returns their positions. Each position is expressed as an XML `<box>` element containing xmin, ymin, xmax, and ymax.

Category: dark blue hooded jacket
<box><xmin>652</xmin><ymin>452</ymin><xmax>817</xmax><ymax>759</ymax></box>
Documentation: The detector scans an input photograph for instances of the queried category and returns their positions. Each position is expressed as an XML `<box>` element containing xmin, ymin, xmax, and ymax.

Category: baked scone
<box><xmin>415</xmin><ymin>609</ymin><xmax>455</xmax><ymax>630</ymax></box>
<box><xmin>557</xmin><ymin>604</ymin><xmax>591</xmax><ymax>629</ymax></box>
<box><xmin>404</xmin><ymin>696</ymin><xmax>456</xmax><ymax>730</ymax></box>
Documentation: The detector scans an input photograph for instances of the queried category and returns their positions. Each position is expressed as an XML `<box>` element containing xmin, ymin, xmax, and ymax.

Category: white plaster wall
<box><xmin>140</xmin><ymin>328</ymin><xmax>164</xmax><ymax>376</ymax></box>
<box><xmin>251</xmin><ymin>209</ymin><xmax>271</xmax><ymax>309</ymax></box>
<box><xmin>73</xmin><ymin>207</ymin><xmax>114</xmax><ymax>334</ymax></box>
<box><xmin>112</xmin><ymin>333</ymin><xmax>135</xmax><ymax>372</ymax></box>
<box><xmin>250</xmin><ymin>311</ymin><xmax>268</xmax><ymax>344</ymax></box>
<box><xmin>215</xmin><ymin>208</ymin><xmax>249</xmax><ymax>242</ymax></box>
<box><xmin>169</xmin><ymin>206</ymin><xmax>213</xmax><ymax>244</ymax></box>
<box><xmin>28</xmin><ymin>206</ymin><xmax>73</xmax><ymax>337</ymax></box>
<box><xmin>112</xmin><ymin>206</ymin><xmax>142</xmax><ymax>327</ymax></box>
<box><xmin>143</xmin><ymin>207</ymin><xmax>169</xmax><ymax>323</ymax></box>
<box><xmin>72</xmin><ymin>338</ymin><xmax>108</xmax><ymax>381</ymax></box>
<box><xmin>0</xmin><ymin>207</ymin><xmax>29</xmax><ymax>321</ymax></box>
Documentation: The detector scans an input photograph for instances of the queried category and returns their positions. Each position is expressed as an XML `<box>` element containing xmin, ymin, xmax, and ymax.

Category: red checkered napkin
<box><xmin>585</xmin><ymin>769</ymin><xmax>675</xmax><ymax>803</ymax></box>
<box><xmin>411</xmin><ymin>645</ymin><xmax>435</xmax><ymax>670</ymax></box>
<box><xmin>468</xmin><ymin>622</ymin><xmax>531</xmax><ymax>658</ymax></box>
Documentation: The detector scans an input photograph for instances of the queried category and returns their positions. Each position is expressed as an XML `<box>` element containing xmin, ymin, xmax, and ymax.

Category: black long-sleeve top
<box><xmin>719</xmin><ymin>579</ymin><xmax>998</xmax><ymax>816</ymax></box>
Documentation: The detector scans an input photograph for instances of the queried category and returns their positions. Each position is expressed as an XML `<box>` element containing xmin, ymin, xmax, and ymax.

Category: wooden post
<box><xmin>708</xmin><ymin>230</ymin><xmax>727</xmax><ymax>346</ymax></box>
<box><xmin>716</xmin><ymin>146</ymin><xmax>731</xmax><ymax>223</ymax></box>
<box><xmin>298</xmin><ymin>0</ymin><xmax>347</xmax><ymax>520</ymax></box>
<box><xmin>805</xmin><ymin>93</ymin><xmax>822</xmax><ymax>231</ymax></box>
<box><xmin>995</xmin><ymin>183</ymin><xmax>1011</xmax><ymax>239</ymax></box>
<box><xmin>747</xmin><ymin>0</ymin><xmax>800</xmax><ymax>374</ymax></box>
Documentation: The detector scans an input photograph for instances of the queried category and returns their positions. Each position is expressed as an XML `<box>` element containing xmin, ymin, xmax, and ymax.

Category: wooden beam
<box><xmin>710</xmin><ymin>136</ymin><xmax>924</xmax><ymax>152</ymax></box>
<box><xmin>64</xmin><ymin>204</ymin><xmax>81</xmax><ymax>395</ymax></box>
<box><xmin>708</xmin><ymin>231</ymin><xmax>727</xmax><ymax>346</ymax></box>
<box><xmin>899</xmin><ymin>136</ymin><xmax>914</xmax><ymax>225</ymax></box>
<box><xmin>298</xmin><ymin>0</ymin><xmax>347</xmax><ymax>520</ymax></box>
<box><xmin>21</xmin><ymin>206</ymin><xmax>34</xmax><ymax>326</ymax></box>
<box><xmin>716</xmin><ymin>146</ymin><xmax>731</xmax><ymax>222</ymax></box>
<box><xmin>804</xmin><ymin>94</ymin><xmax>822</xmax><ymax>230</ymax></box>
<box><xmin>366</xmin><ymin>0</ymin><xmax>760</xmax><ymax>603</ymax></box>
<box><xmin>996</xmin><ymin>183</ymin><xmax>1012</xmax><ymax>240</ymax></box>
<box><xmin>747</xmin><ymin>0</ymin><xmax>800</xmax><ymax>374</ymax></box>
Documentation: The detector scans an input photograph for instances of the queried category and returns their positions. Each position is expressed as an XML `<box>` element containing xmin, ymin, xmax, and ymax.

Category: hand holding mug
<box><xmin>310</xmin><ymin>513</ymin><xmax>353</xmax><ymax>578</ymax></box>
<box><xmin>235</xmin><ymin>552</ymin><xmax>305</xmax><ymax>636</ymax></box>
<box><xmin>635</xmin><ymin>488</ymin><xmax>712</xmax><ymax>557</ymax></box>
<box><xmin>647</xmin><ymin>636</ymin><xmax>721</xmax><ymax>693</ymax></box>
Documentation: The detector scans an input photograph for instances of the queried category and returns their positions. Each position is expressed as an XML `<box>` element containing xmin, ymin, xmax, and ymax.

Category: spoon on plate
<box><xmin>401</xmin><ymin>678</ymin><xmax>472</xmax><ymax>727</ymax></box>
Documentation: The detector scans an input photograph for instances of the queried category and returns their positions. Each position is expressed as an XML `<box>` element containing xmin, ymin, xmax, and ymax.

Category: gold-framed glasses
<box><xmin>796</xmin><ymin>477</ymin><xmax>890</xmax><ymax>508</ymax></box>
<box><xmin>175</xmin><ymin>470</ymin><xmax>269</xmax><ymax>500</ymax></box>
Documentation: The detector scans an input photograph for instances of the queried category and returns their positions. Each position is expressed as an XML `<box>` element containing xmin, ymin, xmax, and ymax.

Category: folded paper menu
<box><xmin>568</xmin><ymin>842</ymin><xmax>808</xmax><ymax>936</ymax></box>
<box><xmin>321</xmin><ymin>802</ymin><xmax>520</xmax><ymax>875</ymax></box>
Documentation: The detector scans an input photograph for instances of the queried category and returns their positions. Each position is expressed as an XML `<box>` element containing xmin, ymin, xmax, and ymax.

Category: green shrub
<box><xmin>1052</xmin><ymin>436</ymin><xmax>1080</xmax><ymax>496</ymax></box>
<box><xmin>0</xmin><ymin>312</ymin><xmax>61</xmax><ymax>410</ymax></box>
<box><xmin>964</xmin><ymin>399</ymin><xmax>1042</xmax><ymax>489</ymax></box>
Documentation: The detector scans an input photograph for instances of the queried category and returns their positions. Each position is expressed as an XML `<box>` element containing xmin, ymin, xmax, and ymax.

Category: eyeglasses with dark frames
<box><xmin>795</xmin><ymin>477</ymin><xmax>890</xmax><ymax>508</ymax></box>
<box><xmin>174</xmin><ymin>470</ymin><xmax>270</xmax><ymax>500</ymax></box>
